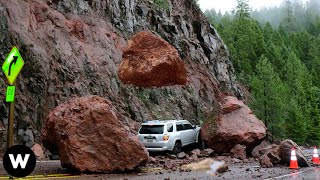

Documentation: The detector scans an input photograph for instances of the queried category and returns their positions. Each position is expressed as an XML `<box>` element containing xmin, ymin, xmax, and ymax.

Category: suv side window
<box><xmin>184</xmin><ymin>123</ymin><xmax>193</xmax><ymax>130</ymax></box>
<box><xmin>167</xmin><ymin>123</ymin><xmax>173</xmax><ymax>132</ymax></box>
<box><xmin>176</xmin><ymin>124</ymin><xmax>185</xmax><ymax>131</ymax></box>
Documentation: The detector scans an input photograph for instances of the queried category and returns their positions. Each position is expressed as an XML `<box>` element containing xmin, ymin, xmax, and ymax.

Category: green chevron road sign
<box><xmin>2</xmin><ymin>46</ymin><xmax>25</xmax><ymax>85</ymax></box>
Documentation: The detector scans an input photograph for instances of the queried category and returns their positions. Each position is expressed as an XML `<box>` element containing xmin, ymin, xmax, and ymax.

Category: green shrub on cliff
<box><xmin>152</xmin><ymin>0</ymin><xmax>170</xmax><ymax>11</ymax></box>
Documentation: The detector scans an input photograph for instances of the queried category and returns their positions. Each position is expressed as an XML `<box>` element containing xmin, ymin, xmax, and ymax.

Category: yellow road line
<box><xmin>0</xmin><ymin>174</ymin><xmax>81</xmax><ymax>180</ymax></box>
<box><xmin>19</xmin><ymin>175</ymin><xmax>81</xmax><ymax>179</ymax></box>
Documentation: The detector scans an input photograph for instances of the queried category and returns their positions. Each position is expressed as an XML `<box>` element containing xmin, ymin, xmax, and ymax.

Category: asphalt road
<box><xmin>0</xmin><ymin>149</ymin><xmax>319</xmax><ymax>179</ymax></box>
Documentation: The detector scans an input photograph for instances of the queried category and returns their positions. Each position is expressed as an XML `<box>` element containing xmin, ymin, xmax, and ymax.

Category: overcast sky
<box><xmin>198</xmin><ymin>0</ymin><xmax>307</xmax><ymax>13</ymax></box>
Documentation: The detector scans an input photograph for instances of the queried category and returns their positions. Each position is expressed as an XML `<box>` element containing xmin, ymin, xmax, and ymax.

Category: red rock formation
<box><xmin>41</xmin><ymin>96</ymin><xmax>149</xmax><ymax>173</ymax></box>
<box><xmin>201</xmin><ymin>96</ymin><xmax>267</xmax><ymax>153</ymax></box>
<box><xmin>118</xmin><ymin>31</ymin><xmax>187</xmax><ymax>87</ymax></box>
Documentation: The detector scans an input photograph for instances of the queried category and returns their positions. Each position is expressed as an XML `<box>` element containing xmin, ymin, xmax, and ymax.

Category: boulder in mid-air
<box><xmin>118</xmin><ymin>31</ymin><xmax>187</xmax><ymax>87</ymax></box>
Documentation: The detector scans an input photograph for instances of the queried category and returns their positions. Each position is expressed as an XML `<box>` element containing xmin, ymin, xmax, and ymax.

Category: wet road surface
<box><xmin>0</xmin><ymin>149</ymin><xmax>319</xmax><ymax>179</ymax></box>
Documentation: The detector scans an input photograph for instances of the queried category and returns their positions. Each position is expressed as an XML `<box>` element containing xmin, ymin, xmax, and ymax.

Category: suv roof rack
<box><xmin>142</xmin><ymin>120</ymin><xmax>187</xmax><ymax>123</ymax></box>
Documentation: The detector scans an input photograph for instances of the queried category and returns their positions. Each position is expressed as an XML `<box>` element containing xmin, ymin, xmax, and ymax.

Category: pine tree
<box><xmin>250</xmin><ymin>55</ymin><xmax>287</xmax><ymax>140</ymax></box>
<box><xmin>280</xmin><ymin>0</ymin><xmax>298</xmax><ymax>32</ymax></box>
<box><xmin>285</xmin><ymin>99</ymin><xmax>307</xmax><ymax>144</ymax></box>
<box><xmin>306</xmin><ymin>87</ymin><xmax>320</xmax><ymax>145</ymax></box>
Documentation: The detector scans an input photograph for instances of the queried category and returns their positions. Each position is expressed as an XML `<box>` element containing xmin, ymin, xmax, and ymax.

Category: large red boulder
<box><xmin>201</xmin><ymin>96</ymin><xmax>267</xmax><ymax>153</ymax></box>
<box><xmin>41</xmin><ymin>96</ymin><xmax>149</xmax><ymax>173</ymax></box>
<box><xmin>118</xmin><ymin>31</ymin><xmax>187</xmax><ymax>87</ymax></box>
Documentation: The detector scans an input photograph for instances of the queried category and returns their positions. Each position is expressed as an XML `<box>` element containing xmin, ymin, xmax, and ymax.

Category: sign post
<box><xmin>2</xmin><ymin>46</ymin><xmax>25</xmax><ymax>149</ymax></box>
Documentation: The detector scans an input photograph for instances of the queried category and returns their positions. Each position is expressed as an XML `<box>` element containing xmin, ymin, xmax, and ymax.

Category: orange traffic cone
<box><xmin>290</xmin><ymin>147</ymin><xmax>299</xmax><ymax>169</ymax></box>
<box><xmin>313</xmin><ymin>146</ymin><xmax>319</xmax><ymax>164</ymax></box>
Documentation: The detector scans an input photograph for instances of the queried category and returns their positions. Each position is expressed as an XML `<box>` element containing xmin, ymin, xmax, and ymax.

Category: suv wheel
<box><xmin>198</xmin><ymin>135</ymin><xmax>205</xmax><ymax>150</ymax></box>
<box><xmin>173</xmin><ymin>141</ymin><xmax>182</xmax><ymax>155</ymax></box>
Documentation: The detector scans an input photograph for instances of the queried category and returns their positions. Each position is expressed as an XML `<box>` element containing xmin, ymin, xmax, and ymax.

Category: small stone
<box><xmin>166</xmin><ymin>153</ymin><xmax>177</xmax><ymax>159</ymax></box>
<box><xmin>177</xmin><ymin>152</ymin><xmax>186</xmax><ymax>159</ymax></box>
<box><xmin>230</xmin><ymin>144</ymin><xmax>246</xmax><ymax>160</ymax></box>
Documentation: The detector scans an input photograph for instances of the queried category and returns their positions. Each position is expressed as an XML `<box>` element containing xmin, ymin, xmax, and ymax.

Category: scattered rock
<box><xmin>41</xmin><ymin>96</ymin><xmax>149</xmax><ymax>173</ymax></box>
<box><xmin>258</xmin><ymin>139</ymin><xmax>309</xmax><ymax>168</ymax></box>
<box><xmin>260</xmin><ymin>154</ymin><xmax>274</xmax><ymax>168</ymax></box>
<box><xmin>230</xmin><ymin>144</ymin><xmax>246</xmax><ymax>160</ymax></box>
<box><xmin>166</xmin><ymin>153</ymin><xmax>177</xmax><ymax>160</ymax></box>
<box><xmin>148</xmin><ymin>156</ymin><xmax>157</xmax><ymax>164</ymax></box>
<box><xmin>251</xmin><ymin>140</ymin><xmax>272</xmax><ymax>158</ymax></box>
<box><xmin>201</xmin><ymin>96</ymin><xmax>267</xmax><ymax>153</ymax></box>
<box><xmin>31</xmin><ymin>143</ymin><xmax>45</xmax><ymax>160</ymax></box>
<box><xmin>232</xmin><ymin>158</ymin><xmax>241</xmax><ymax>163</ymax></box>
<box><xmin>203</xmin><ymin>148</ymin><xmax>214</xmax><ymax>156</ymax></box>
<box><xmin>177</xmin><ymin>152</ymin><xmax>186</xmax><ymax>159</ymax></box>
<box><xmin>118</xmin><ymin>31</ymin><xmax>187</xmax><ymax>87</ymax></box>
<box><xmin>259</xmin><ymin>145</ymin><xmax>281</xmax><ymax>168</ymax></box>
<box><xmin>191</xmin><ymin>149</ymin><xmax>201</xmax><ymax>157</ymax></box>
<box><xmin>188</xmin><ymin>154</ymin><xmax>199</xmax><ymax>161</ymax></box>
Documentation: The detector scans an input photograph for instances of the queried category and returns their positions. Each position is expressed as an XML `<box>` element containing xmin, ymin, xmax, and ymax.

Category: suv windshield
<box><xmin>139</xmin><ymin>125</ymin><xmax>164</xmax><ymax>134</ymax></box>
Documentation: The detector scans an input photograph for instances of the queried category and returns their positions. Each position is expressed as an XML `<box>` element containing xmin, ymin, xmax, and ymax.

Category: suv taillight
<box><xmin>163</xmin><ymin>135</ymin><xmax>170</xmax><ymax>141</ymax></box>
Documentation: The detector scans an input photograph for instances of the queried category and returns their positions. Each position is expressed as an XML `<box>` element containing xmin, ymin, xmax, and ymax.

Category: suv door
<box><xmin>176</xmin><ymin>123</ymin><xmax>186</xmax><ymax>146</ymax></box>
<box><xmin>183</xmin><ymin>123</ymin><xmax>197</xmax><ymax>145</ymax></box>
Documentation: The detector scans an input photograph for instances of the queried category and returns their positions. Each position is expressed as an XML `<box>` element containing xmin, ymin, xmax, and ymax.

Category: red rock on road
<box><xmin>201</xmin><ymin>96</ymin><xmax>267</xmax><ymax>154</ymax></box>
<box><xmin>41</xmin><ymin>96</ymin><xmax>149</xmax><ymax>173</ymax></box>
<box><xmin>118</xmin><ymin>31</ymin><xmax>187</xmax><ymax>87</ymax></box>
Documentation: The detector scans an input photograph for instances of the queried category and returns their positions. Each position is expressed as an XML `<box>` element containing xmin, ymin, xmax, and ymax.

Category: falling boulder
<box><xmin>41</xmin><ymin>96</ymin><xmax>149</xmax><ymax>173</ymax></box>
<box><xmin>118</xmin><ymin>31</ymin><xmax>187</xmax><ymax>87</ymax></box>
<box><xmin>201</xmin><ymin>96</ymin><xmax>267</xmax><ymax>153</ymax></box>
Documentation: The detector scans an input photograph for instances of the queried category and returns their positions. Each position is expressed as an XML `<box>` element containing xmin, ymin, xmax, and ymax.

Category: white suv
<box><xmin>137</xmin><ymin>120</ymin><xmax>201</xmax><ymax>154</ymax></box>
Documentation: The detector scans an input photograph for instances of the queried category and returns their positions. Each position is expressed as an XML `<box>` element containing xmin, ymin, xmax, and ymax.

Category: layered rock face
<box><xmin>201</xmin><ymin>96</ymin><xmax>266</xmax><ymax>153</ymax></box>
<box><xmin>118</xmin><ymin>31</ymin><xmax>187</xmax><ymax>87</ymax></box>
<box><xmin>42</xmin><ymin>96</ymin><xmax>148</xmax><ymax>172</ymax></box>
<box><xmin>0</xmin><ymin>0</ymin><xmax>241</xmax><ymax>150</ymax></box>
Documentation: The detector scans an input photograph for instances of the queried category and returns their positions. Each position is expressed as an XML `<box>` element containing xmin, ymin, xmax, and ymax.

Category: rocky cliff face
<box><xmin>0</xmin><ymin>0</ymin><xmax>241</xmax><ymax>151</ymax></box>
